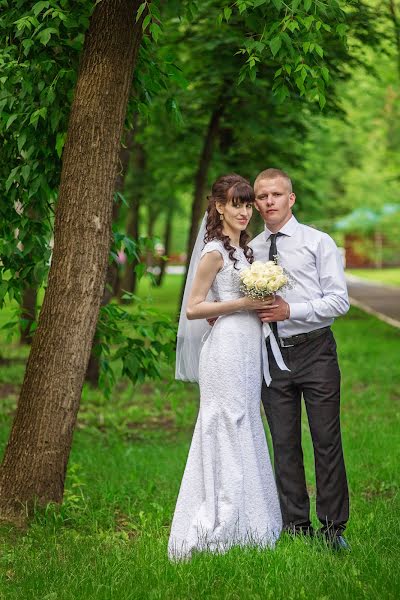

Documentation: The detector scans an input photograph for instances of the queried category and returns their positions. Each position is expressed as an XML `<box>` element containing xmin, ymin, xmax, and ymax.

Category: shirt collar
<box><xmin>264</xmin><ymin>215</ymin><xmax>298</xmax><ymax>240</ymax></box>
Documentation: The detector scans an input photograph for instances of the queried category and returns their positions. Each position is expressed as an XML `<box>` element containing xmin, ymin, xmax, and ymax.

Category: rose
<box><xmin>254</xmin><ymin>277</ymin><xmax>270</xmax><ymax>291</ymax></box>
<box><xmin>249</xmin><ymin>261</ymin><xmax>265</xmax><ymax>276</ymax></box>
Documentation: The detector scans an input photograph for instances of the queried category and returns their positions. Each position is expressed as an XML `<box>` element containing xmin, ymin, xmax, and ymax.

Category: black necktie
<box><xmin>269</xmin><ymin>233</ymin><xmax>283</xmax><ymax>340</ymax></box>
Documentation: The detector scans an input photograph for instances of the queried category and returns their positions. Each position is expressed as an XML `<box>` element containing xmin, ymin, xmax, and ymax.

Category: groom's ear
<box><xmin>289</xmin><ymin>193</ymin><xmax>296</xmax><ymax>208</ymax></box>
<box><xmin>254</xmin><ymin>200</ymin><xmax>260</xmax><ymax>212</ymax></box>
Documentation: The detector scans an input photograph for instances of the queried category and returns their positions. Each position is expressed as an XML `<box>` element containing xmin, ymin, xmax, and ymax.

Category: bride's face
<box><xmin>217</xmin><ymin>198</ymin><xmax>253</xmax><ymax>235</ymax></box>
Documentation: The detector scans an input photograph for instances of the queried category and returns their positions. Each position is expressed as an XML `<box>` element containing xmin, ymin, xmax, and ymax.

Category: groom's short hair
<box><xmin>254</xmin><ymin>168</ymin><xmax>293</xmax><ymax>193</ymax></box>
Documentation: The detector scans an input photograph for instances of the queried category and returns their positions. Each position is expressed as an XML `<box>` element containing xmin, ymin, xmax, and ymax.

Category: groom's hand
<box><xmin>257</xmin><ymin>295</ymin><xmax>290</xmax><ymax>322</ymax></box>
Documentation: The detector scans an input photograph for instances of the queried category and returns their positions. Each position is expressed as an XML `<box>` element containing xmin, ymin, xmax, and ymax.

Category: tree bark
<box><xmin>86</xmin><ymin>128</ymin><xmax>136</xmax><ymax>386</ymax></box>
<box><xmin>111</xmin><ymin>127</ymin><xmax>136</xmax><ymax>298</ymax></box>
<box><xmin>0</xmin><ymin>0</ymin><xmax>146</xmax><ymax>520</ymax></box>
<box><xmin>180</xmin><ymin>90</ymin><xmax>229</xmax><ymax>305</ymax></box>
<box><xmin>118</xmin><ymin>139</ymin><xmax>145</xmax><ymax>300</ymax></box>
<box><xmin>19</xmin><ymin>286</ymin><xmax>37</xmax><ymax>345</ymax></box>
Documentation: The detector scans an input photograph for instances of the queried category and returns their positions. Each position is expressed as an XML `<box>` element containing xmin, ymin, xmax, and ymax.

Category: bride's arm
<box><xmin>186</xmin><ymin>251</ymin><xmax>269</xmax><ymax>320</ymax></box>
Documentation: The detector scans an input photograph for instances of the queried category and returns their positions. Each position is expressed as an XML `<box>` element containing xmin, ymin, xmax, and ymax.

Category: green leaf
<box><xmin>134</xmin><ymin>263</ymin><xmax>147</xmax><ymax>280</ymax></box>
<box><xmin>269</xmin><ymin>36</ymin><xmax>282</xmax><ymax>57</ymax></box>
<box><xmin>56</xmin><ymin>132</ymin><xmax>66</xmax><ymax>158</ymax></box>
<box><xmin>336</xmin><ymin>24</ymin><xmax>346</xmax><ymax>38</ymax></box>
<box><xmin>315</xmin><ymin>44</ymin><xmax>323</xmax><ymax>58</ymax></box>
<box><xmin>5</xmin><ymin>167</ymin><xmax>20</xmax><ymax>193</ymax></box>
<box><xmin>21</xmin><ymin>164</ymin><xmax>31</xmax><ymax>183</ymax></box>
<box><xmin>150</xmin><ymin>22</ymin><xmax>162</xmax><ymax>42</ymax></box>
<box><xmin>224</xmin><ymin>7</ymin><xmax>232</xmax><ymax>21</ymax></box>
<box><xmin>304</xmin><ymin>0</ymin><xmax>312</xmax><ymax>11</ymax></box>
<box><xmin>32</xmin><ymin>1</ymin><xmax>50</xmax><ymax>17</ymax></box>
<box><xmin>6</xmin><ymin>114</ymin><xmax>18</xmax><ymax>130</ymax></box>
<box><xmin>136</xmin><ymin>2</ymin><xmax>147</xmax><ymax>22</ymax></box>
<box><xmin>37</xmin><ymin>28</ymin><xmax>58</xmax><ymax>46</ymax></box>
<box><xmin>321</xmin><ymin>66</ymin><xmax>330</xmax><ymax>83</ymax></box>
<box><xmin>142</xmin><ymin>14</ymin><xmax>151</xmax><ymax>31</ymax></box>
<box><xmin>18</xmin><ymin>133</ymin><xmax>27</xmax><ymax>153</ymax></box>
<box><xmin>303</xmin><ymin>15</ymin><xmax>314</xmax><ymax>30</ymax></box>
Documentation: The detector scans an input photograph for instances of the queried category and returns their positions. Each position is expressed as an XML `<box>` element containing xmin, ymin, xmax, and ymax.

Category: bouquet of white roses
<box><xmin>239</xmin><ymin>260</ymin><xmax>290</xmax><ymax>300</ymax></box>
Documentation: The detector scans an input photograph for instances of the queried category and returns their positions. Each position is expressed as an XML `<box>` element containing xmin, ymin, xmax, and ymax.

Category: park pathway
<box><xmin>346</xmin><ymin>274</ymin><xmax>400</xmax><ymax>328</ymax></box>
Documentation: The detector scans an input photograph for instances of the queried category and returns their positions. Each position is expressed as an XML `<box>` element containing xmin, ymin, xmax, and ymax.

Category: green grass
<box><xmin>347</xmin><ymin>268</ymin><xmax>400</xmax><ymax>287</ymax></box>
<box><xmin>0</xmin><ymin>276</ymin><xmax>399</xmax><ymax>599</ymax></box>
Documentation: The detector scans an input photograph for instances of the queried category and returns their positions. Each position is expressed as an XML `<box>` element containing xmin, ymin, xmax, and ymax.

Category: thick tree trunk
<box><xmin>155</xmin><ymin>205</ymin><xmax>174</xmax><ymax>287</ymax></box>
<box><xmin>180</xmin><ymin>91</ymin><xmax>229</xmax><ymax>305</ymax></box>
<box><xmin>0</xmin><ymin>0</ymin><xmax>145</xmax><ymax>520</ymax></box>
<box><xmin>20</xmin><ymin>286</ymin><xmax>37</xmax><ymax>345</ymax></box>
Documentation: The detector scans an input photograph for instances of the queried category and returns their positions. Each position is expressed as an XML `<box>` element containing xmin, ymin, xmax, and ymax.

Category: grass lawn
<box><xmin>346</xmin><ymin>268</ymin><xmax>400</xmax><ymax>287</ymax></box>
<box><xmin>0</xmin><ymin>275</ymin><xmax>399</xmax><ymax>599</ymax></box>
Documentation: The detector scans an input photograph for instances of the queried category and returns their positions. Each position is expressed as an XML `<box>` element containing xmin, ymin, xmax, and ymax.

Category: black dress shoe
<box><xmin>330</xmin><ymin>534</ymin><xmax>350</xmax><ymax>551</ymax></box>
<box><xmin>319</xmin><ymin>531</ymin><xmax>351</xmax><ymax>552</ymax></box>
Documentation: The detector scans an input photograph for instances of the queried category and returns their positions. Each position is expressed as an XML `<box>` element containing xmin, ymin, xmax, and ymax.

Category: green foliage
<box><xmin>0</xmin><ymin>0</ymin><xmax>93</xmax><ymax>305</ymax></box>
<box><xmin>223</xmin><ymin>0</ymin><xmax>349</xmax><ymax>107</ymax></box>
<box><xmin>94</xmin><ymin>297</ymin><xmax>177</xmax><ymax>399</ymax></box>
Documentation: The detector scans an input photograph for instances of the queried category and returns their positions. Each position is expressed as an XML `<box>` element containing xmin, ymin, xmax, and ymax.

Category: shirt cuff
<box><xmin>288</xmin><ymin>302</ymin><xmax>309</xmax><ymax>321</ymax></box>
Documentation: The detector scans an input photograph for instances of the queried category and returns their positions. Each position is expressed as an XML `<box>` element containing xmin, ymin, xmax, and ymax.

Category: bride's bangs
<box><xmin>228</xmin><ymin>182</ymin><xmax>255</xmax><ymax>205</ymax></box>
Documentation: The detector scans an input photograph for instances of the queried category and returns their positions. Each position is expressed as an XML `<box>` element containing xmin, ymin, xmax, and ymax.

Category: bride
<box><xmin>169</xmin><ymin>174</ymin><xmax>282</xmax><ymax>560</ymax></box>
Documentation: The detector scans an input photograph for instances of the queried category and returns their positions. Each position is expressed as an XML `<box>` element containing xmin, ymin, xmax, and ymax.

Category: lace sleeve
<box><xmin>200</xmin><ymin>240</ymin><xmax>228</xmax><ymax>267</ymax></box>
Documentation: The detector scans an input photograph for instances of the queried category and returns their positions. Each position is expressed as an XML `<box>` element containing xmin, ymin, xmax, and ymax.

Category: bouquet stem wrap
<box><xmin>261</xmin><ymin>323</ymin><xmax>290</xmax><ymax>386</ymax></box>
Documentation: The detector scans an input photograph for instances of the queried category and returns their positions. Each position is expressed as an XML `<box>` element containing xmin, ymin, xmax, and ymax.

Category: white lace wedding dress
<box><xmin>168</xmin><ymin>240</ymin><xmax>282</xmax><ymax>560</ymax></box>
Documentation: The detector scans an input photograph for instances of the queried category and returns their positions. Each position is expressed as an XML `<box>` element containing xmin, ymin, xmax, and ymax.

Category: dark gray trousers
<box><xmin>262</xmin><ymin>329</ymin><xmax>349</xmax><ymax>532</ymax></box>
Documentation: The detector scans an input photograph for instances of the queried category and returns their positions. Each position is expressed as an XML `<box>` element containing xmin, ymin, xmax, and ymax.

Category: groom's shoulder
<box><xmin>297</xmin><ymin>222</ymin><xmax>337</xmax><ymax>247</ymax></box>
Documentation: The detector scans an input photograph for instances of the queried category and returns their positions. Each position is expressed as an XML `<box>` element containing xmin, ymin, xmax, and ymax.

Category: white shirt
<box><xmin>250</xmin><ymin>215</ymin><xmax>350</xmax><ymax>338</ymax></box>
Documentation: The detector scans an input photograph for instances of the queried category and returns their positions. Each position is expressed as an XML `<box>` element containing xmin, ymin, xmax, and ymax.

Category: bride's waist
<box><xmin>214</xmin><ymin>311</ymin><xmax>261</xmax><ymax>327</ymax></box>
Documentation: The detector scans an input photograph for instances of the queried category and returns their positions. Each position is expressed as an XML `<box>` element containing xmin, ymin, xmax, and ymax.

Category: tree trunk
<box><xmin>146</xmin><ymin>204</ymin><xmax>158</xmax><ymax>269</ymax></box>
<box><xmin>180</xmin><ymin>90</ymin><xmax>229</xmax><ymax>305</ymax></box>
<box><xmin>0</xmin><ymin>0</ymin><xmax>146</xmax><ymax>520</ymax></box>
<box><xmin>155</xmin><ymin>205</ymin><xmax>174</xmax><ymax>287</ymax></box>
<box><xmin>20</xmin><ymin>286</ymin><xmax>37</xmax><ymax>345</ymax></box>
<box><xmin>111</xmin><ymin>127</ymin><xmax>136</xmax><ymax>298</ymax></box>
<box><xmin>118</xmin><ymin>139</ymin><xmax>145</xmax><ymax>300</ymax></box>
<box><xmin>86</xmin><ymin>128</ymin><xmax>136</xmax><ymax>386</ymax></box>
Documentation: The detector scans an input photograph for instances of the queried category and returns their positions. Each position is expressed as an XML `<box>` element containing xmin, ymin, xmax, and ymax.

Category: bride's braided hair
<box><xmin>205</xmin><ymin>174</ymin><xmax>254</xmax><ymax>269</ymax></box>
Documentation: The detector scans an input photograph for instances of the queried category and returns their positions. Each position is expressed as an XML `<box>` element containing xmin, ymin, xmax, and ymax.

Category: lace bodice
<box><xmin>200</xmin><ymin>240</ymin><xmax>250</xmax><ymax>301</ymax></box>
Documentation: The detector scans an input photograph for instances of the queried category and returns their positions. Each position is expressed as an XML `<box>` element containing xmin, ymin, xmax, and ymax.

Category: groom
<box><xmin>250</xmin><ymin>168</ymin><xmax>350</xmax><ymax>550</ymax></box>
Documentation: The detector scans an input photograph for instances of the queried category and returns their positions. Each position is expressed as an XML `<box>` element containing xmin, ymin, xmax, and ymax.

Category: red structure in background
<box><xmin>345</xmin><ymin>233</ymin><xmax>400</xmax><ymax>268</ymax></box>
<box><xmin>344</xmin><ymin>234</ymin><xmax>374</xmax><ymax>268</ymax></box>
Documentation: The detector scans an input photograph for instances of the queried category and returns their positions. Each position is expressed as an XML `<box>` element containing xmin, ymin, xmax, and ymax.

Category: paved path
<box><xmin>345</xmin><ymin>274</ymin><xmax>400</xmax><ymax>328</ymax></box>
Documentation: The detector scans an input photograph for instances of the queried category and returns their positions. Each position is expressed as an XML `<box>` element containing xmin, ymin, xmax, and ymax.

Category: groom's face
<box><xmin>254</xmin><ymin>177</ymin><xmax>296</xmax><ymax>232</ymax></box>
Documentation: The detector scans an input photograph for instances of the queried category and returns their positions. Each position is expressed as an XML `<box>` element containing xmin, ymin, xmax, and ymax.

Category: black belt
<box><xmin>278</xmin><ymin>326</ymin><xmax>331</xmax><ymax>348</ymax></box>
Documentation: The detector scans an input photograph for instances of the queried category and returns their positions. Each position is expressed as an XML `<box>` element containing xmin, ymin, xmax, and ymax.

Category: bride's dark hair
<box><xmin>205</xmin><ymin>173</ymin><xmax>254</xmax><ymax>269</ymax></box>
